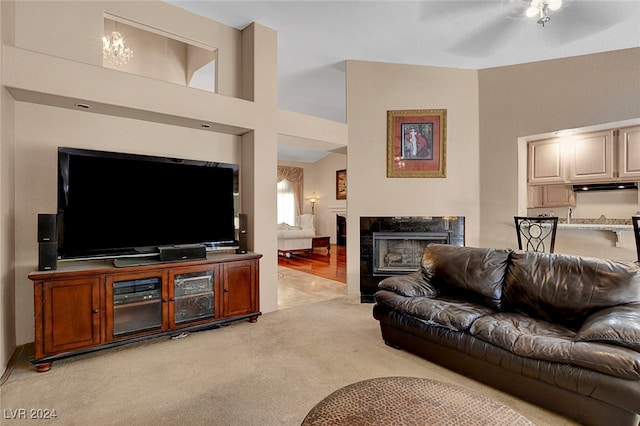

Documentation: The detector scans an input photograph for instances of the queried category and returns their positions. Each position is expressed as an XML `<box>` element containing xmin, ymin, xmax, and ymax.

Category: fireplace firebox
<box><xmin>373</xmin><ymin>232</ymin><xmax>449</xmax><ymax>274</ymax></box>
<box><xmin>360</xmin><ymin>216</ymin><xmax>464</xmax><ymax>302</ymax></box>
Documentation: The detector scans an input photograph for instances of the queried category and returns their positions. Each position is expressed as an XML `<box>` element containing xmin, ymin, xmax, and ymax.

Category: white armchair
<box><xmin>277</xmin><ymin>214</ymin><xmax>315</xmax><ymax>256</ymax></box>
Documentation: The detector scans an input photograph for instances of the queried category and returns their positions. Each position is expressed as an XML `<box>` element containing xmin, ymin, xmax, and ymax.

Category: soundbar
<box><xmin>158</xmin><ymin>245</ymin><xmax>207</xmax><ymax>262</ymax></box>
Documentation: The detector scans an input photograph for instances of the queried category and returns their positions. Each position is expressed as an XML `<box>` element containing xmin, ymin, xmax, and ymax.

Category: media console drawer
<box><xmin>28</xmin><ymin>252</ymin><xmax>262</xmax><ymax>372</ymax></box>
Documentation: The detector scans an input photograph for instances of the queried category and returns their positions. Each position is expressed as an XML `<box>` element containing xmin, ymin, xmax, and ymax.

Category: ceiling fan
<box><xmin>439</xmin><ymin>0</ymin><xmax>637</xmax><ymax>58</ymax></box>
<box><xmin>525</xmin><ymin>0</ymin><xmax>563</xmax><ymax>27</ymax></box>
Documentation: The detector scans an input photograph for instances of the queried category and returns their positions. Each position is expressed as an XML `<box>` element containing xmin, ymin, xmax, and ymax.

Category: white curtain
<box><xmin>277</xmin><ymin>166</ymin><xmax>304</xmax><ymax>225</ymax></box>
<box><xmin>277</xmin><ymin>179</ymin><xmax>296</xmax><ymax>225</ymax></box>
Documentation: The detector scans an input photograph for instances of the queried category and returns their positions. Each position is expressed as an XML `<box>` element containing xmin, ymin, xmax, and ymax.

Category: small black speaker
<box><xmin>237</xmin><ymin>213</ymin><xmax>248</xmax><ymax>254</ymax></box>
<box><xmin>38</xmin><ymin>214</ymin><xmax>57</xmax><ymax>242</ymax></box>
<box><xmin>38</xmin><ymin>241</ymin><xmax>58</xmax><ymax>271</ymax></box>
<box><xmin>158</xmin><ymin>245</ymin><xmax>207</xmax><ymax>262</ymax></box>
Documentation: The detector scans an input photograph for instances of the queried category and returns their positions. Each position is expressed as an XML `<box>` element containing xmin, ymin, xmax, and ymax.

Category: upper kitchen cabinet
<box><xmin>528</xmin><ymin>127</ymin><xmax>638</xmax><ymax>185</ymax></box>
<box><xmin>618</xmin><ymin>126</ymin><xmax>640</xmax><ymax>180</ymax></box>
<box><xmin>567</xmin><ymin>130</ymin><xmax>614</xmax><ymax>182</ymax></box>
<box><xmin>528</xmin><ymin>138</ymin><xmax>565</xmax><ymax>184</ymax></box>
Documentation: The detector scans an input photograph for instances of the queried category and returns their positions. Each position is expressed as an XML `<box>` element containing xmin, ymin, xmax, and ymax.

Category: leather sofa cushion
<box><xmin>575</xmin><ymin>303</ymin><xmax>640</xmax><ymax>351</ymax></box>
<box><xmin>503</xmin><ymin>251</ymin><xmax>640</xmax><ymax>327</ymax></box>
<box><xmin>422</xmin><ymin>244</ymin><xmax>511</xmax><ymax>311</ymax></box>
<box><xmin>375</xmin><ymin>290</ymin><xmax>494</xmax><ymax>332</ymax></box>
<box><xmin>378</xmin><ymin>271</ymin><xmax>439</xmax><ymax>298</ymax></box>
<box><xmin>470</xmin><ymin>313</ymin><xmax>640</xmax><ymax>380</ymax></box>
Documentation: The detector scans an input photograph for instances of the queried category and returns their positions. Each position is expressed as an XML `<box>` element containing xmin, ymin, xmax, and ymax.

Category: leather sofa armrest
<box><xmin>575</xmin><ymin>303</ymin><xmax>640</xmax><ymax>351</ymax></box>
<box><xmin>377</xmin><ymin>270</ymin><xmax>439</xmax><ymax>298</ymax></box>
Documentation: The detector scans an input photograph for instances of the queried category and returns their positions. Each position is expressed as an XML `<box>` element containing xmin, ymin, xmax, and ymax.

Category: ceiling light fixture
<box><xmin>526</xmin><ymin>0</ymin><xmax>562</xmax><ymax>27</ymax></box>
<box><xmin>103</xmin><ymin>23</ymin><xmax>133</xmax><ymax>67</ymax></box>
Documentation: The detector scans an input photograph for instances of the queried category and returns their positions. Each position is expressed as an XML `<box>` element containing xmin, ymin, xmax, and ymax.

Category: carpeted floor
<box><xmin>1</xmin><ymin>293</ymin><xmax>576</xmax><ymax>425</ymax></box>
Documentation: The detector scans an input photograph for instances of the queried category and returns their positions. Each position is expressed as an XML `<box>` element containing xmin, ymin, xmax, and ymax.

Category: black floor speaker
<box><xmin>38</xmin><ymin>241</ymin><xmax>58</xmax><ymax>271</ymax></box>
<box><xmin>158</xmin><ymin>245</ymin><xmax>207</xmax><ymax>262</ymax></box>
<box><xmin>237</xmin><ymin>213</ymin><xmax>248</xmax><ymax>254</ymax></box>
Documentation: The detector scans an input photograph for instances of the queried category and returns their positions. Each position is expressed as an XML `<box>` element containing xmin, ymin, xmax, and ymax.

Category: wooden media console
<box><xmin>28</xmin><ymin>252</ymin><xmax>261</xmax><ymax>372</ymax></box>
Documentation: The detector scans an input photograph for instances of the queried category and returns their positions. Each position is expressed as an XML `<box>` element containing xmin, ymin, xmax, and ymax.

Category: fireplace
<box><xmin>373</xmin><ymin>232</ymin><xmax>449</xmax><ymax>274</ymax></box>
<box><xmin>360</xmin><ymin>216</ymin><xmax>464</xmax><ymax>302</ymax></box>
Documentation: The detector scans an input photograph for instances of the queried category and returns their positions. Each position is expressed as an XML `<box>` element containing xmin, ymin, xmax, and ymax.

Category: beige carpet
<box><xmin>1</xmin><ymin>293</ymin><xmax>576</xmax><ymax>425</ymax></box>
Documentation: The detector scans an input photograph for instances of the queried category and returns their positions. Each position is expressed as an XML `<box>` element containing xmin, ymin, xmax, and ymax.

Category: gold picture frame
<box><xmin>386</xmin><ymin>109</ymin><xmax>447</xmax><ymax>178</ymax></box>
<box><xmin>336</xmin><ymin>169</ymin><xmax>347</xmax><ymax>200</ymax></box>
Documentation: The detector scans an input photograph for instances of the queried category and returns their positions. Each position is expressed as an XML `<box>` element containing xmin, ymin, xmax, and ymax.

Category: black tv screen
<box><xmin>57</xmin><ymin>147</ymin><xmax>238</xmax><ymax>259</ymax></box>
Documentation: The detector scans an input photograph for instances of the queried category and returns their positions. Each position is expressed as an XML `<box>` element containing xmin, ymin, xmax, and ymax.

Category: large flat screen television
<box><xmin>57</xmin><ymin>147</ymin><xmax>238</xmax><ymax>260</ymax></box>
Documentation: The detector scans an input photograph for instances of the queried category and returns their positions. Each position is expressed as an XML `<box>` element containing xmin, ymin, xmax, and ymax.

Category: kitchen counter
<box><xmin>557</xmin><ymin>217</ymin><xmax>632</xmax><ymax>231</ymax></box>
<box><xmin>556</xmin><ymin>218</ymin><xmax>633</xmax><ymax>246</ymax></box>
<box><xmin>557</xmin><ymin>223</ymin><xmax>633</xmax><ymax>231</ymax></box>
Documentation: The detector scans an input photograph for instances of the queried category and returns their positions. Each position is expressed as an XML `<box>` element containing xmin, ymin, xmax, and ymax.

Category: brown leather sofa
<box><xmin>373</xmin><ymin>244</ymin><xmax>640</xmax><ymax>426</ymax></box>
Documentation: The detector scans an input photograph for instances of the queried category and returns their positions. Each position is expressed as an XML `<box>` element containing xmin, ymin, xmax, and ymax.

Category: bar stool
<box><xmin>632</xmin><ymin>216</ymin><xmax>640</xmax><ymax>262</ymax></box>
<box><xmin>514</xmin><ymin>216</ymin><xmax>558</xmax><ymax>253</ymax></box>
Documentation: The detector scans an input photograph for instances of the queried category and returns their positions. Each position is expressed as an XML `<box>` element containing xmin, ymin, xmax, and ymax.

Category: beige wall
<box><xmin>0</xmin><ymin>0</ymin><xmax>17</xmax><ymax>375</ymax></box>
<box><xmin>345</xmin><ymin>61</ymin><xmax>481</xmax><ymax>294</ymax></box>
<box><xmin>478</xmin><ymin>48</ymin><xmax>640</xmax><ymax>260</ymax></box>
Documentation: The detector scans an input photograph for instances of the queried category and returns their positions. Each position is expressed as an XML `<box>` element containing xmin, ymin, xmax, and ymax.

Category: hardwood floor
<box><xmin>277</xmin><ymin>244</ymin><xmax>346</xmax><ymax>283</ymax></box>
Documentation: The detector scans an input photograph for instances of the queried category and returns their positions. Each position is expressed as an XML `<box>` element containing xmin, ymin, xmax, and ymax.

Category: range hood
<box><xmin>572</xmin><ymin>182</ymin><xmax>638</xmax><ymax>192</ymax></box>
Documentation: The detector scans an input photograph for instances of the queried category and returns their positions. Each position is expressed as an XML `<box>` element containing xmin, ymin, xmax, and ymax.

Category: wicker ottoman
<box><xmin>302</xmin><ymin>376</ymin><xmax>535</xmax><ymax>425</ymax></box>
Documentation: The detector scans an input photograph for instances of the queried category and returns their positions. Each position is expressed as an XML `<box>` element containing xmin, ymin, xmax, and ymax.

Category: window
<box><xmin>277</xmin><ymin>179</ymin><xmax>296</xmax><ymax>225</ymax></box>
<box><xmin>277</xmin><ymin>166</ymin><xmax>304</xmax><ymax>225</ymax></box>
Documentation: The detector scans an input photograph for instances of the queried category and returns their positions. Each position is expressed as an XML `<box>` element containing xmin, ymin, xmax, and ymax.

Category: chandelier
<box><xmin>526</xmin><ymin>0</ymin><xmax>562</xmax><ymax>27</ymax></box>
<box><xmin>102</xmin><ymin>24</ymin><xmax>133</xmax><ymax>67</ymax></box>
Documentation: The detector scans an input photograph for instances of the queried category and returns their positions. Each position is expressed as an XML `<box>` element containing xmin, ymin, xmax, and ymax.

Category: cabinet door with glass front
<box><xmin>105</xmin><ymin>271</ymin><xmax>167</xmax><ymax>340</ymax></box>
<box><xmin>169</xmin><ymin>265</ymin><xmax>217</xmax><ymax>328</ymax></box>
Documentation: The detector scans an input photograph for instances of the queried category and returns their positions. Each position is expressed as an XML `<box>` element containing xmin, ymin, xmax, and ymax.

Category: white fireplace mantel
<box><xmin>328</xmin><ymin>205</ymin><xmax>347</xmax><ymax>217</ymax></box>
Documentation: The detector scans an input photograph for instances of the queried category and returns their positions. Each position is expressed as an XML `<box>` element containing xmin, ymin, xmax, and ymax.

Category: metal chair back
<box><xmin>633</xmin><ymin>216</ymin><xmax>640</xmax><ymax>262</ymax></box>
<box><xmin>514</xmin><ymin>216</ymin><xmax>558</xmax><ymax>253</ymax></box>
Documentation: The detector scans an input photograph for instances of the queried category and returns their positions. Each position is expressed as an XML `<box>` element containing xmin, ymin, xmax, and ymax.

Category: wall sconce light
<box><xmin>309</xmin><ymin>197</ymin><xmax>317</xmax><ymax>214</ymax></box>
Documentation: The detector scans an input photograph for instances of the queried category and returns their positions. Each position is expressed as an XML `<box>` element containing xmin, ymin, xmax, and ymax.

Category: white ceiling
<box><xmin>168</xmin><ymin>0</ymin><xmax>640</xmax><ymax>161</ymax></box>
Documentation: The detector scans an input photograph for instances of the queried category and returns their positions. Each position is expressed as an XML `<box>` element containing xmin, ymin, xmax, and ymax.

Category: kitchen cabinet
<box><xmin>529</xmin><ymin>128</ymin><xmax>639</xmax><ymax>186</ymax></box>
<box><xmin>618</xmin><ymin>126</ymin><xmax>640</xmax><ymax>180</ymax></box>
<box><xmin>567</xmin><ymin>130</ymin><xmax>614</xmax><ymax>182</ymax></box>
<box><xmin>527</xmin><ymin>185</ymin><xmax>576</xmax><ymax>208</ymax></box>
<box><xmin>528</xmin><ymin>138</ymin><xmax>565</xmax><ymax>184</ymax></box>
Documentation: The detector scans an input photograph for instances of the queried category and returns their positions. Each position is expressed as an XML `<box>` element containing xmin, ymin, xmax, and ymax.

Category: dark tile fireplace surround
<box><xmin>360</xmin><ymin>216</ymin><xmax>465</xmax><ymax>303</ymax></box>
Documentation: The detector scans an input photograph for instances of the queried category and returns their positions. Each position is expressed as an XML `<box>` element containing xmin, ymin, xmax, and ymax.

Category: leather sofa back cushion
<box><xmin>503</xmin><ymin>251</ymin><xmax>640</xmax><ymax>326</ymax></box>
<box><xmin>422</xmin><ymin>244</ymin><xmax>511</xmax><ymax>310</ymax></box>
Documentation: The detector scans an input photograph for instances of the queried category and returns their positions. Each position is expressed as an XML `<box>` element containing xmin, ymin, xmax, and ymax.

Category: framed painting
<box><xmin>386</xmin><ymin>109</ymin><xmax>447</xmax><ymax>178</ymax></box>
<box><xmin>336</xmin><ymin>169</ymin><xmax>347</xmax><ymax>200</ymax></box>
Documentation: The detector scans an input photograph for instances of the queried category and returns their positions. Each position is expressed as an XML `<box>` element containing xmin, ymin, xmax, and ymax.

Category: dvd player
<box><xmin>113</xmin><ymin>289</ymin><xmax>161</xmax><ymax>305</ymax></box>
